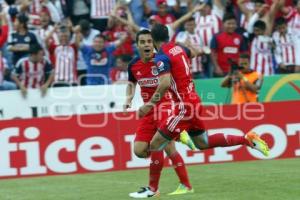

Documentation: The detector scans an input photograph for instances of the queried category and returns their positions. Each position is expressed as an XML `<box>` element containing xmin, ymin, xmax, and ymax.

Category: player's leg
<box><xmin>188</xmin><ymin>129</ymin><xmax>269</xmax><ymax>156</ymax></box>
<box><xmin>164</xmin><ymin>141</ymin><xmax>194</xmax><ymax>195</ymax></box>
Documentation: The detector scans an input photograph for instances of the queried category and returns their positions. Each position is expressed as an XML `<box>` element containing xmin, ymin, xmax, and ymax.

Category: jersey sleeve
<box><xmin>154</xmin><ymin>54</ymin><xmax>171</xmax><ymax>75</ymax></box>
<box><xmin>127</xmin><ymin>66</ymin><xmax>136</xmax><ymax>83</ymax></box>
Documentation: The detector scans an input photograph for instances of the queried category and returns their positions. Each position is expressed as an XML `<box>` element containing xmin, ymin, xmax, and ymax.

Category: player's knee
<box><xmin>164</xmin><ymin>142</ymin><xmax>176</xmax><ymax>156</ymax></box>
<box><xmin>134</xmin><ymin>148</ymin><xmax>149</xmax><ymax>158</ymax></box>
<box><xmin>149</xmin><ymin>142</ymin><xmax>160</xmax><ymax>152</ymax></box>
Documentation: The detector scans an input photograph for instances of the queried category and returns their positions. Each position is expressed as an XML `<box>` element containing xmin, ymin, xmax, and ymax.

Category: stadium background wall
<box><xmin>0</xmin><ymin>101</ymin><xmax>299</xmax><ymax>179</ymax></box>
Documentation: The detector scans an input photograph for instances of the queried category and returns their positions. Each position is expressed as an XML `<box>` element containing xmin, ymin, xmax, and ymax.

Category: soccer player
<box><xmin>125</xmin><ymin>29</ymin><xmax>194</xmax><ymax>198</ymax></box>
<box><xmin>137</xmin><ymin>23</ymin><xmax>269</xmax><ymax>158</ymax></box>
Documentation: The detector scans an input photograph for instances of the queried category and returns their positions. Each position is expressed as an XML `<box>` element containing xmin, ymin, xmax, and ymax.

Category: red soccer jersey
<box><xmin>210</xmin><ymin>32</ymin><xmax>248</xmax><ymax>73</ymax></box>
<box><xmin>154</xmin><ymin>42</ymin><xmax>197</xmax><ymax>102</ymax></box>
<box><xmin>128</xmin><ymin>56</ymin><xmax>171</xmax><ymax>106</ymax></box>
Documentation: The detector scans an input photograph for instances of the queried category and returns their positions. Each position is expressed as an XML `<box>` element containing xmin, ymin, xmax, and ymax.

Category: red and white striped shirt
<box><xmin>49</xmin><ymin>44</ymin><xmax>78</xmax><ymax>83</ymax></box>
<box><xmin>176</xmin><ymin>31</ymin><xmax>203</xmax><ymax>73</ymax></box>
<box><xmin>250</xmin><ymin>35</ymin><xmax>274</xmax><ymax>76</ymax></box>
<box><xmin>91</xmin><ymin>0</ymin><xmax>116</xmax><ymax>19</ymax></box>
<box><xmin>285</xmin><ymin>8</ymin><xmax>300</xmax><ymax>36</ymax></box>
<box><xmin>35</xmin><ymin>25</ymin><xmax>59</xmax><ymax>45</ymax></box>
<box><xmin>14</xmin><ymin>57</ymin><xmax>52</xmax><ymax>88</ymax></box>
<box><xmin>273</xmin><ymin>31</ymin><xmax>296</xmax><ymax>66</ymax></box>
<box><xmin>194</xmin><ymin>12</ymin><xmax>222</xmax><ymax>47</ymax></box>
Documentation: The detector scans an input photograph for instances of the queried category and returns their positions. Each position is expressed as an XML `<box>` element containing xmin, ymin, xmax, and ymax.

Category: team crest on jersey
<box><xmin>25</xmin><ymin>36</ymin><xmax>31</xmax><ymax>42</ymax></box>
<box><xmin>151</xmin><ymin>65</ymin><xmax>159</xmax><ymax>75</ymax></box>
<box><xmin>156</xmin><ymin>62</ymin><xmax>165</xmax><ymax>73</ymax></box>
<box><xmin>234</xmin><ymin>38</ymin><xmax>240</xmax><ymax>45</ymax></box>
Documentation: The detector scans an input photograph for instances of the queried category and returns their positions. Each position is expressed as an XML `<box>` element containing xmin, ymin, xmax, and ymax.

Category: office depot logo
<box><xmin>0</xmin><ymin>127</ymin><xmax>115</xmax><ymax>177</ymax></box>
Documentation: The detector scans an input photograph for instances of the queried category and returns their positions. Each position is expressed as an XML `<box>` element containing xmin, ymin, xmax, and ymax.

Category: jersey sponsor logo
<box><xmin>169</xmin><ymin>46</ymin><xmax>183</xmax><ymax>56</ymax></box>
<box><xmin>156</xmin><ymin>62</ymin><xmax>165</xmax><ymax>72</ymax></box>
<box><xmin>234</xmin><ymin>38</ymin><xmax>240</xmax><ymax>45</ymax></box>
<box><xmin>90</xmin><ymin>58</ymin><xmax>108</xmax><ymax>66</ymax></box>
<box><xmin>223</xmin><ymin>47</ymin><xmax>238</xmax><ymax>54</ymax></box>
<box><xmin>136</xmin><ymin>71</ymin><xmax>141</xmax><ymax>76</ymax></box>
<box><xmin>151</xmin><ymin>66</ymin><xmax>159</xmax><ymax>76</ymax></box>
<box><xmin>25</xmin><ymin>36</ymin><xmax>31</xmax><ymax>42</ymax></box>
<box><xmin>137</xmin><ymin>78</ymin><xmax>159</xmax><ymax>87</ymax></box>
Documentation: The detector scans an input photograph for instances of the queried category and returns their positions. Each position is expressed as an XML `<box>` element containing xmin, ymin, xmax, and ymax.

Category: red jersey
<box><xmin>153</xmin><ymin>42</ymin><xmax>197</xmax><ymax>103</ymax></box>
<box><xmin>210</xmin><ymin>32</ymin><xmax>248</xmax><ymax>73</ymax></box>
<box><xmin>128</xmin><ymin>56</ymin><xmax>171</xmax><ymax>107</ymax></box>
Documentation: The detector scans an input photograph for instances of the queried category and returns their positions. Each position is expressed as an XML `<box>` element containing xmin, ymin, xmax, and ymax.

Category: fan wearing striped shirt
<box><xmin>11</xmin><ymin>44</ymin><xmax>54</xmax><ymax>98</ymax></box>
<box><xmin>45</xmin><ymin>23</ymin><xmax>81</xmax><ymax>87</ymax></box>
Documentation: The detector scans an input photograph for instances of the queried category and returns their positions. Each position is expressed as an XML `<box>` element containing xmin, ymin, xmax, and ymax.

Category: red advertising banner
<box><xmin>0</xmin><ymin>101</ymin><xmax>299</xmax><ymax>179</ymax></box>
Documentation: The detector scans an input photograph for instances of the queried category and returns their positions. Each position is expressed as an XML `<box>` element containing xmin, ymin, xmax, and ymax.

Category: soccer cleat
<box><xmin>179</xmin><ymin>130</ymin><xmax>196</xmax><ymax>150</ymax></box>
<box><xmin>168</xmin><ymin>184</ymin><xmax>194</xmax><ymax>195</ymax></box>
<box><xmin>245</xmin><ymin>131</ymin><xmax>270</xmax><ymax>157</ymax></box>
<box><xmin>129</xmin><ymin>187</ymin><xmax>160</xmax><ymax>198</ymax></box>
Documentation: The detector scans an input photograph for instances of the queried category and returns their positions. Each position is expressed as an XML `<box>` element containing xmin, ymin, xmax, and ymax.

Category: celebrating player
<box><xmin>124</xmin><ymin>29</ymin><xmax>194</xmax><ymax>198</ymax></box>
<box><xmin>137</xmin><ymin>23</ymin><xmax>270</xmax><ymax>157</ymax></box>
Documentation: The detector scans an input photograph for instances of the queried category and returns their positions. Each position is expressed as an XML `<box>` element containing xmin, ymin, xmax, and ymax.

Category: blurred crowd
<box><xmin>0</xmin><ymin>0</ymin><xmax>299</xmax><ymax>97</ymax></box>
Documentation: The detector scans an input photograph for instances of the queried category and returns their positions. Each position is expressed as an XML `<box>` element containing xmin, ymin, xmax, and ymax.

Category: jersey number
<box><xmin>181</xmin><ymin>55</ymin><xmax>190</xmax><ymax>76</ymax></box>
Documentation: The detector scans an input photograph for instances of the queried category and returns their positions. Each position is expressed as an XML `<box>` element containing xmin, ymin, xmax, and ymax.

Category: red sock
<box><xmin>208</xmin><ymin>134</ymin><xmax>250</xmax><ymax>147</ymax></box>
<box><xmin>169</xmin><ymin>152</ymin><xmax>192</xmax><ymax>189</ymax></box>
<box><xmin>149</xmin><ymin>151</ymin><xmax>164</xmax><ymax>192</ymax></box>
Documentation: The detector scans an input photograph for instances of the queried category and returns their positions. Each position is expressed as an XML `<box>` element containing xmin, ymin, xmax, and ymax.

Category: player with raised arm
<box><xmin>137</xmin><ymin>23</ymin><xmax>269</xmax><ymax>158</ymax></box>
<box><xmin>124</xmin><ymin>29</ymin><xmax>194</xmax><ymax>198</ymax></box>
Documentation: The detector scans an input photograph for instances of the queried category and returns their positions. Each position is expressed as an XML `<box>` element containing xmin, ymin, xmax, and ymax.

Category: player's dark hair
<box><xmin>239</xmin><ymin>53</ymin><xmax>250</xmax><ymax>59</ymax></box>
<box><xmin>29</xmin><ymin>43</ymin><xmax>43</xmax><ymax>54</ymax></box>
<box><xmin>254</xmin><ymin>20</ymin><xmax>266</xmax><ymax>31</ymax></box>
<box><xmin>276</xmin><ymin>17</ymin><xmax>287</xmax><ymax>26</ymax></box>
<box><xmin>135</xmin><ymin>29</ymin><xmax>151</xmax><ymax>43</ymax></box>
<box><xmin>222</xmin><ymin>13</ymin><xmax>237</xmax><ymax>22</ymax></box>
<box><xmin>151</xmin><ymin>23</ymin><xmax>169</xmax><ymax>42</ymax></box>
<box><xmin>253</xmin><ymin>0</ymin><xmax>265</xmax><ymax>4</ymax></box>
<box><xmin>79</xmin><ymin>19</ymin><xmax>91</xmax><ymax>32</ymax></box>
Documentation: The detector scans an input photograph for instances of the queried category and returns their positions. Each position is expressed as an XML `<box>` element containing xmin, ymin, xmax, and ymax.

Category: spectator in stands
<box><xmin>7</xmin><ymin>13</ymin><xmax>39</xmax><ymax>65</ymax></box>
<box><xmin>194</xmin><ymin>0</ymin><xmax>225</xmax><ymax>77</ymax></box>
<box><xmin>273</xmin><ymin>17</ymin><xmax>297</xmax><ymax>73</ymax></box>
<box><xmin>249</xmin><ymin>20</ymin><xmax>274</xmax><ymax>76</ymax></box>
<box><xmin>46</xmin><ymin>24</ymin><xmax>81</xmax><ymax>87</ymax></box>
<box><xmin>221</xmin><ymin>53</ymin><xmax>263</xmax><ymax>104</ymax></box>
<box><xmin>210</xmin><ymin>13</ymin><xmax>248</xmax><ymax>77</ymax></box>
<box><xmin>150</xmin><ymin>0</ymin><xmax>177</xmax><ymax>24</ymax></box>
<box><xmin>0</xmin><ymin>12</ymin><xmax>9</xmax><ymax>48</ymax></box>
<box><xmin>80</xmin><ymin>33</ymin><xmax>127</xmax><ymax>85</ymax></box>
<box><xmin>175</xmin><ymin>17</ymin><xmax>206</xmax><ymax>79</ymax></box>
<box><xmin>26</xmin><ymin>0</ymin><xmax>61</xmax><ymax>30</ymax></box>
<box><xmin>77</xmin><ymin>19</ymin><xmax>100</xmax><ymax>85</ymax></box>
<box><xmin>106</xmin><ymin>5</ymin><xmax>135</xmax><ymax>57</ymax></box>
<box><xmin>280</xmin><ymin>0</ymin><xmax>300</xmax><ymax>73</ymax></box>
<box><xmin>0</xmin><ymin>51</ymin><xmax>16</xmax><ymax>91</ymax></box>
<box><xmin>11</xmin><ymin>44</ymin><xmax>54</xmax><ymax>98</ymax></box>
<box><xmin>110</xmin><ymin>54</ymin><xmax>131</xmax><ymax>84</ymax></box>
<box><xmin>90</xmin><ymin>0</ymin><xmax>116</xmax><ymax>32</ymax></box>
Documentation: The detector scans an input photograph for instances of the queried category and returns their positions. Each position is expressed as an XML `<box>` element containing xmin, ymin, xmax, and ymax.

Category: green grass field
<box><xmin>0</xmin><ymin>159</ymin><xmax>299</xmax><ymax>200</ymax></box>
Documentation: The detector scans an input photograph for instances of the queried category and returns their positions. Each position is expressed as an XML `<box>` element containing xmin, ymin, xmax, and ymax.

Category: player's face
<box><xmin>223</xmin><ymin>19</ymin><xmax>237</xmax><ymax>33</ymax></box>
<box><xmin>93</xmin><ymin>37</ymin><xmax>105</xmax><ymax>51</ymax></box>
<box><xmin>137</xmin><ymin>34</ymin><xmax>154</xmax><ymax>60</ymax></box>
<box><xmin>277</xmin><ymin>24</ymin><xmax>287</xmax><ymax>35</ymax></box>
<box><xmin>184</xmin><ymin>20</ymin><xmax>196</xmax><ymax>33</ymax></box>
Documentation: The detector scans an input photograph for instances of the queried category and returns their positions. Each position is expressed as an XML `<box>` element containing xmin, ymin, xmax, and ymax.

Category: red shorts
<box><xmin>158</xmin><ymin>98</ymin><xmax>206</xmax><ymax>140</ymax></box>
<box><xmin>135</xmin><ymin>104</ymin><xmax>171</xmax><ymax>142</ymax></box>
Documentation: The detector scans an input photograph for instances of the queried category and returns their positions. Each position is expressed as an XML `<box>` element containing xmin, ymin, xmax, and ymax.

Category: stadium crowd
<box><xmin>0</xmin><ymin>0</ymin><xmax>299</xmax><ymax>95</ymax></box>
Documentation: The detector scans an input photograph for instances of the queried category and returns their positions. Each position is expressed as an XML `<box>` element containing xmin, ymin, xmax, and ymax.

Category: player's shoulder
<box><xmin>128</xmin><ymin>56</ymin><xmax>141</xmax><ymax>69</ymax></box>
